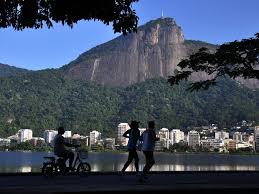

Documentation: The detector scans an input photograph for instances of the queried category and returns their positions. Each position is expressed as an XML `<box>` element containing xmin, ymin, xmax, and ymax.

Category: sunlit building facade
<box><xmin>254</xmin><ymin>126</ymin><xmax>259</xmax><ymax>151</ymax></box>
<box><xmin>43</xmin><ymin>130</ymin><xmax>58</xmax><ymax>144</ymax></box>
<box><xmin>117</xmin><ymin>123</ymin><xmax>130</xmax><ymax>146</ymax></box>
<box><xmin>90</xmin><ymin>130</ymin><xmax>101</xmax><ymax>146</ymax></box>
<box><xmin>18</xmin><ymin>129</ymin><xmax>33</xmax><ymax>142</ymax></box>
<box><xmin>170</xmin><ymin>129</ymin><xmax>184</xmax><ymax>145</ymax></box>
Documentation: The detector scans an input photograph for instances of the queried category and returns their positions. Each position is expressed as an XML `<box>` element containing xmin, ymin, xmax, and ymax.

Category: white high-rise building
<box><xmin>117</xmin><ymin>123</ymin><xmax>130</xmax><ymax>146</ymax></box>
<box><xmin>18</xmin><ymin>129</ymin><xmax>33</xmax><ymax>142</ymax></box>
<box><xmin>90</xmin><ymin>130</ymin><xmax>101</xmax><ymax>146</ymax></box>
<box><xmin>43</xmin><ymin>130</ymin><xmax>58</xmax><ymax>144</ymax></box>
<box><xmin>188</xmin><ymin>130</ymin><xmax>200</xmax><ymax>148</ymax></box>
<box><xmin>170</xmin><ymin>129</ymin><xmax>184</xmax><ymax>145</ymax></box>
<box><xmin>63</xmin><ymin>131</ymin><xmax>72</xmax><ymax>138</ymax></box>
<box><xmin>233</xmin><ymin>132</ymin><xmax>243</xmax><ymax>143</ymax></box>
<box><xmin>254</xmin><ymin>126</ymin><xmax>259</xmax><ymax>151</ymax></box>
<box><xmin>159</xmin><ymin>128</ymin><xmax>170</xmax><ymax>139</ymax></box>
<box><xmin>215</xmin><ymin>131</ymin><xmax>229</xmax><ymax>140</ymax></box>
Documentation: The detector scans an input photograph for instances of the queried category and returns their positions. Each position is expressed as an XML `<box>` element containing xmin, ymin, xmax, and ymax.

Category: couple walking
<box><xmin>121</xmin><ymin>120</ymin><xmax>159</xmax><ymax>181</ymax></box>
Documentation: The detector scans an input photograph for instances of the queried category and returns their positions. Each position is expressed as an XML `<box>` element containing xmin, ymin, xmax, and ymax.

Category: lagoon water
<box><xmin>0</xmin><ymin>151</ymin><xmax>259</xmax><ymax>173</ymax></box>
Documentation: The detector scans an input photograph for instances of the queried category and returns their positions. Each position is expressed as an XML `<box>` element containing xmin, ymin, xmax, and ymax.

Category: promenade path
<box><xmin>0</xmin><ymin>171</ymin><xmax>259</xmax><ymax>194</ymax></box>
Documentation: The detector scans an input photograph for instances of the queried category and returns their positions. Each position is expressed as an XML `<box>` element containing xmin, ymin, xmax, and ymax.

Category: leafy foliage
<box><xmin>0</xmin><ymin>70</ymin><xmax>258</xmax><ymax>138</ymax></box>
<box><xmin>0</xmin><ymin>63</ymin><xmax>29</xmax><ymax>77</ymax></box>
<box><xmin>169</xmin><ymin>33</ymin><xmax>259</xmax><ymax>91</ymax></box>
<box><xmin>0</xmin><ymin>0</ymin><xmax>139</xmax><ymax>34</ymax></box>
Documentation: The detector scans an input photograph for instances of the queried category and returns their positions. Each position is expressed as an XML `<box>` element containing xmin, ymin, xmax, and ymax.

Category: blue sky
<box><xmin>0</xmin><ymin>0</ymin><xmax>258</xmax><ymax>70</ymax></box>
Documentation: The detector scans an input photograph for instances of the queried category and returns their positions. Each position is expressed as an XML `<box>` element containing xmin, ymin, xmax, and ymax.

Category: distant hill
<box><xmin>0</xmin><ymin>63</ymin><xmax>29</xmax><ymax>77</ymax></box>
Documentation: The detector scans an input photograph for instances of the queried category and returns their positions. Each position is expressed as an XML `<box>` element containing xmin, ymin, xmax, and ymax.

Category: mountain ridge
<box><xmin>0</xmin><ymin>63</ymin><xmax>29</xmax><ymax>77</ymax></box>
<box><xmin>1</xmin><ymin>17</ymin><xmax>257</xmax><ymax>88</ymax></box>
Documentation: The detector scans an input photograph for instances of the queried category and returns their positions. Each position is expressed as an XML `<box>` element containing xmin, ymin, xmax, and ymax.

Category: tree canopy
<box><xmin>0</xmin><ymin>0</ymin><xmax>139</xmax><ymax>34</ymax></box>
<box><xmin>168</xmin><ymin>33</ymin><xmax>259</xmax><ymax>91</ymax></box>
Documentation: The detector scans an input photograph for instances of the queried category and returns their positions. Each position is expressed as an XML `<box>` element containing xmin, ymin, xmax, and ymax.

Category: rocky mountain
<box><xmin>62</xmin><ymin>17</ymin><xmax>258</xmax><ymax>88</ymax></box>
<box><xmin>63</xmin><ymin>18</ymin><xmax>188</xmax><ymax>86</ymax></box>
<box><xmin>0</xmin><ymin>63</ymin><xmax>29</xmax><ymax>77</ymax></box>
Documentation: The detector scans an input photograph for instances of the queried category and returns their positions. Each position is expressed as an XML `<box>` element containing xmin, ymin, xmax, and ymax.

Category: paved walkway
<box><xmin>1</xmin><ymin>171</ymin><xmax>259</xmax><ymax>193</ymax></box>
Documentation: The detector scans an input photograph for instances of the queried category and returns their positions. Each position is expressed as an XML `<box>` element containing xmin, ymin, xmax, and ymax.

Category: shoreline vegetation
<box><xmin>0</xmin><ymin>141</ymin><xmax>257</xmax><ymax>155</ymax></box>
<box><xmin>0</xmin><ymin>147</ymin><xmax>258</xmax><ymax>156</ymax></box>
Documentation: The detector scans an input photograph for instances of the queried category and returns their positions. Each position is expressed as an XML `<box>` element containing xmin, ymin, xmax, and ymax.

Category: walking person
<box><xmin>120</xmin><ymin>120</ymin><xmax>141</xmax><ymax>174</ymax></box>
<box><xmin>139</xmin><ymin>121</ymin><xmax>159</xmax><ymax>182</ymax></box>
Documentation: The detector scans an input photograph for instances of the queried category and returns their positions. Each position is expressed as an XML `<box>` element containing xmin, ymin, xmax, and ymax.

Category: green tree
<box><xmin>0</xmin><ymin>0</ymin><xmax>139</xmax><ymax>34</ymax></box>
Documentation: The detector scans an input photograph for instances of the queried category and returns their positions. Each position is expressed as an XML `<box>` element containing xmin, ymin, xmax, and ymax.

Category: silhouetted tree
<box><xmin>168</xmin><ymin>33</ymin><xmax>259</xmax><ymax>91</ymax></box>
<box><xmin>0</xmin><ymin>0</ymin><xmax>138</xmax><ymax>34</ymax></box>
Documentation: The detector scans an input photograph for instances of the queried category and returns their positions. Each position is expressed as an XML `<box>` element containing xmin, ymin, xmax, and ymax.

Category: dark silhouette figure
<box><xmin>121</xmin><ymin>121</ymin><xmax>140</xmax><ymax>173</ymax></box>
<box><xmin>53</xmin><ymin>126</ymin><xmax>78</xmax><ymax>170</ymax></box>
<box><xmin>139</xmin><ymin>121</ymin><xmax>159</xmax><ymax>181</ymax></box>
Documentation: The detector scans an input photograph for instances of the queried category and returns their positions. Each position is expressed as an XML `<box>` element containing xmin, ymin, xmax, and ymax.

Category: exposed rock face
<box><xmin>63</xmin><ymin>18</ymin><xmax>187</xmax><ymax>86</ymax></box>
<box><xmin>63</xmin><ymin>18</ymin><xmax>258</xmax><ymax>88</ymax></box>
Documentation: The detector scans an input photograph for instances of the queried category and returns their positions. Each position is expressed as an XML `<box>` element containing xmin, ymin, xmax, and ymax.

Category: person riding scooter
<box><xmin>53</xmin><ymin>126</ymin><xmax>79</xmax><ymax>171</ymax></box>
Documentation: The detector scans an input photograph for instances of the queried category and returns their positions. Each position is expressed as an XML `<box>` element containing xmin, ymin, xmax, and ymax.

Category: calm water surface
<box><xmin>0</xmin><ymin>151</ymin><xmax>259</xmax><ymax>173</ymax></box>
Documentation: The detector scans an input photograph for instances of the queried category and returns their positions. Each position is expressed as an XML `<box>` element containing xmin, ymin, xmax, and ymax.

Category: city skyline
<box><xmin>1</xmin><ymin>122</ymin><xmax>258</xmax><ymax>153</ymax></box>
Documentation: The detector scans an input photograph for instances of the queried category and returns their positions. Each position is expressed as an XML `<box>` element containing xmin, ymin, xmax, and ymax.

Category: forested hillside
<box><xmin>0</xmin><ymin>70</ymin><xmax>258</xmax><ymax>137</ymax></box>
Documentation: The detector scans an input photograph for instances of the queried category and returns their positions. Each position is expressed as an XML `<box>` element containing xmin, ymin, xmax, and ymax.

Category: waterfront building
<box><xmin>200</xmin><ymin>139</ymin><xmax>211</xmax><ymax>149</ymax></box>
<box><xmin>29</xmin><ymin>137</ymin><xmax>45</xmax><ymax>146</ymax></box>
<box><xmin>166</xmin><ymin>139</ymin><xmax>172</xmax><ymax>149</ymax></box>
<box><xmin>248</xmin><ymin>134</ymin><xmax>255</xmax><ymax>147</ymax></box>
<box><xmin>158</xmin><ymin>128</ymin><xmax>170</xmax><ymax>149</ymax></box>
<box><xmin>227</xmin><ymin>139</ymin><xmax>237</xmax><ymax>150</ymax></box>
<box><xmin>200</xmin><ymin>138</ymin><xmax>224</xmax><ymax>151</ymax></box>
<box><xmin>117</xmin><ymin>123</ymin><xmax>130</xmax><ymax>146</ymax></box>
<box><xmin>43</xmin><ymin>130</ymin><xmax>58</xmax><ymax>145</ymax></box>
<box><xmin>201</xmin><ymin>138</ymin><xmax>224</xmax><ymax>151</ymax></box>
<box><xmin>63</xmin><ymin>131</ymin><xmax>72</xmax><ymax>138</ymax></box>
<box><xmin>90</xmin><ymin>130</ymin><xmax>102</xmax><ymax>146</ymax></box>
<box><xmin>215</xmin><ymin>131</ymin><xmax>229</xmax><ymax>140</ymax></box>
<box><xmin>242</xmin><ymin>133</ymin><xmax>249</xmax><ymax>142</ymax></box>
<box><xmin>0</xmin><ymin>138</ymin><xmax>11</xmax><ymax>146</ymax></box>
<box><xmin>79</xmin><ymin>136</ymin><xmax>89</xmax><ymax>147</ymax></box>
<box><xmin>91</xmin><ymin>139</ymin><xmax>104</xmax><ymax>150</ymax></box>
<box><xmin>210</xmin><ymin>139</ymin><xmax>224</xmax><ymax>150</ymax></box>
<box><xmin>7</xmin><ymin>135</ymin><xmax>19</xmax><ymax>144</ymax></box>
<box><xmin>71</xmin><ymin>133</ymin><xmax>81</xmax><ymax>145</ymax></box>
<box><xmin>232</xmin><ymin>132</ymin><xmax>243</xmax><ymax>143</ymax></box>
<box><xmin>18</xmin><ymin>129</ymin><xmax>33</xmax><ymax>142</ymax></box>
<box><xmin>103</xmin><ymin>138</ymin><xmax>115</xmax><ymax>150</ymax></box>
<box><xmin>159</xmin><ymin>128</ymin><xmax>170</xmax><ymax>139</ymax></box>
<box><xmin>170</xmin><ymin>129</ymin><xmax>184</xmax><ymax>145</ymax></box>
<box><xmin>72</xmin><ymin>133</ymin><xmax>80</xmax><ymax>139</ymax></box>
<box><xmin>254</xmin><ymin>126</ymin><xmax>259</xmax><ymax>151</ymax></box>
<box><xmin>236</xmin><ymin>142</ymin><xmax>251</xmax><ymax>149</ymax></box>
<box><xmin>187</xmin><ymin>130</ymin><xmax>200</xmax><ymax>148</ymax></box>
<box><xmin>154</xmin><ymin>140</ymin><xmax>163</xmax><ymax>151</ymax></box>
<box><xmin>158</xmin><ymin>138</ymin><xmax>171</xmax><ymax>149</ymax></box>
<box><xmin>71</xmin><ymin>134</ymin><xmax>89</xmax><ymax>147</ymax></box>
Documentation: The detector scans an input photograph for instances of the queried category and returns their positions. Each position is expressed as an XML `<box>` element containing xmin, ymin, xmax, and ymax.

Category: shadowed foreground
<box><xmin>0</xmin><ymin>171</ymin><xmax>259</xmax><ymax>194</ymax></box>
